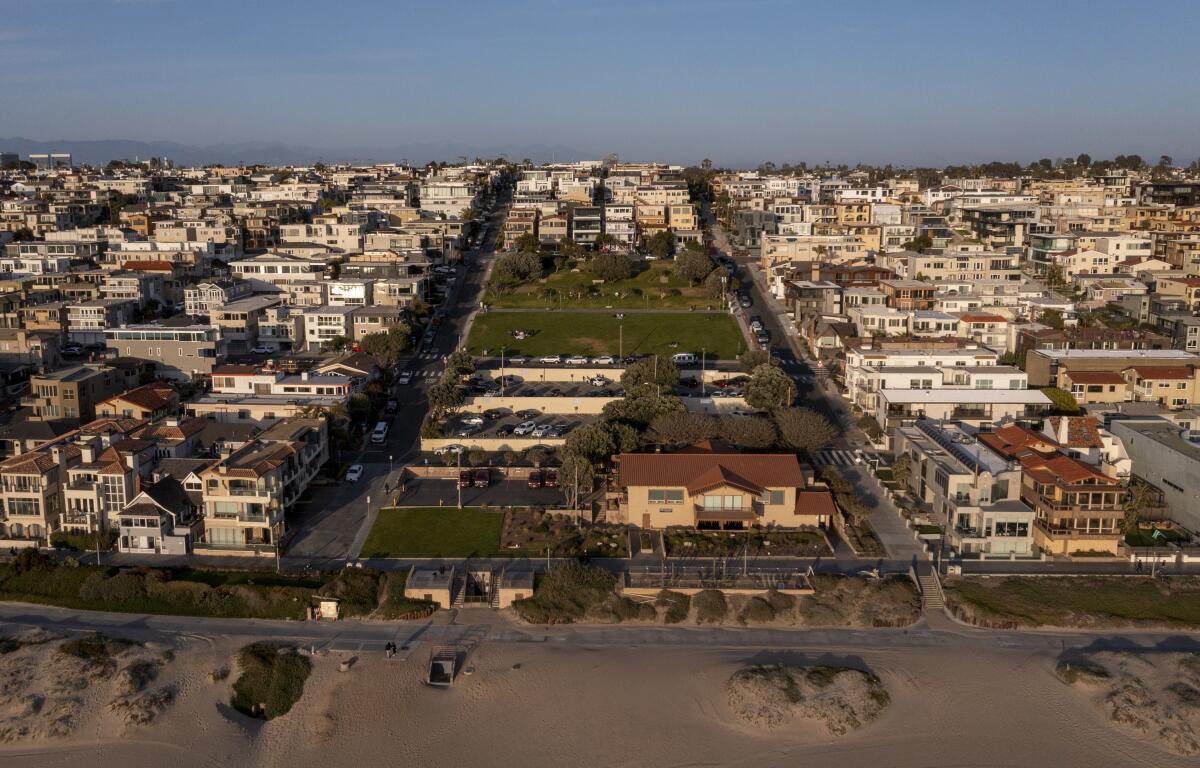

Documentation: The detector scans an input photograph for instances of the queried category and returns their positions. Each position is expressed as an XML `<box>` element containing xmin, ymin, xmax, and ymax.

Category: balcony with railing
<box><xmin>1033</xmin><ymin>517</ymin><xmax>1121</xmax><ymax>541</ymax></box>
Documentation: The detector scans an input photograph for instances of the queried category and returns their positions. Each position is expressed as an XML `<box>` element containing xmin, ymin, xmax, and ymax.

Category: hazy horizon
<box><xmin>3</xmin><ymin>0</ymin><xmax>1198</xmax><ymax>167</ymax></box>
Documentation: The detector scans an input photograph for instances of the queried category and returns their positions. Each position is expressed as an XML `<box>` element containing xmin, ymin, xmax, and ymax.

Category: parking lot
<box><xmin>437</xmin><ymin>409</ymin><xmax>600</xmax><ymax>441</ymax></box>
<box><xmin>394</xmin><ymin>476</ymin><xmax>566</xmax><ymax>508</ymax></box>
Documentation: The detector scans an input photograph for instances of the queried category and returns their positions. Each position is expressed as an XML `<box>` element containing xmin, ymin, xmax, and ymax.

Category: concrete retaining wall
<box><xmin>421</xmin><ymin>437</ymin><xmax>566</xmax><ymax>453</ymax></box>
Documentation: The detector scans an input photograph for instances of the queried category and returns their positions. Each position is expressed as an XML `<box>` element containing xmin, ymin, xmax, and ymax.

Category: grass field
<box><xmin>466</xmin><ymin>310</ymin><xmax>746</xmax><ymax>359</ymax></box>
<box><xmin>487</xmin><ymin>261</ymin><xmax>725</xmax><ymax>310</ymax></box>
<box><xmin>360</xmin><ymin>507</ymin><xmax>509</xmax><ymax>558</ymax></box>
<box><xmin>944</xmin><ymin>575</ymin><xmax>1200</xmax><ymax>628</ymax></box>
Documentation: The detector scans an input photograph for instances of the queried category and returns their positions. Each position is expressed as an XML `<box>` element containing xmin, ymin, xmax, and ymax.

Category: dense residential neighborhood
<box><xmin>0</xmin><ymin>152</ymin><xmax>1199</xmax><ymax>571</ymax></box>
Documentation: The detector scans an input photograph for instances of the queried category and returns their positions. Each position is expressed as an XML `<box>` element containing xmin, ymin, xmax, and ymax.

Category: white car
<box><xmin>588</xmin><ymin>375</ymin><xmax>608</xmax><ymax>387</ymax></box>
<box><xmin>512</xmin><ymin>420</ymin><xmax>537</xmax><ymax>436</ymax></box>
<box><xmin>507</xmin><ymin>356</ymin><xmax>526</xmax><ymax>365</ymax></box>
<box><xmin>592</xmin><ymin>355</ymin><xmax>615</xmax><ymax>365</ymax></box>
<box><xmin>461</xmin><ymin>415</ymin><xmax>485</xmax><ymax>426</ymax></box>
<box><xmin>565</xmin><ymin>355</ymin><xmax>590</xmax><ymax>366</ymax></box>
<box><xmin>396</xmin><ymin>371</ymin><xmax>412</xmax><ymax>385</ymax></box>
<box><xmin>433</xmin><ymin>444</ymin><xmax>466</xmax><ymax>455</ymax></box>
<box><xmin>538</xmin><ymin>355</ymin><xmax>561</xmax><ymax>364</ymax></box>
<box><xmin>531</xmin><ymin>424</ymin><xmax>551</xmax><ymax>438</ymax></box>
<box><xmin>345</xmin><ymin>464</ymin><xmax>364</xmax><ymax>482</ymax></box>
<box><xmin>250</xmin><ymin>346</ymin><xmax>273</xmax><ymax>355</ymax></box>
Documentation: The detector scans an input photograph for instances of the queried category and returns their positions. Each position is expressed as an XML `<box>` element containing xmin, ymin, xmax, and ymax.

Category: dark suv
<box><xmin>473</xmin><ymin>468</ymin><xmax>490</xmax><ymax>488</ymax></box>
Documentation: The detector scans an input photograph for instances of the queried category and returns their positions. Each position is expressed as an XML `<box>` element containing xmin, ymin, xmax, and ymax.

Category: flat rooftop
<box><xmin>880</xmin><ymin>388</ymin><xmax>1051</xmax><ymax>405</ymax></box>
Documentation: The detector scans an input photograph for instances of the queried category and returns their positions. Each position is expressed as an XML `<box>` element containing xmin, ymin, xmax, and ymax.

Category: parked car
<box><xmin>588</xmin><ymin>375</ymin><xmax>608</xmax><ymax>387</ymax></box>
<box><xmin>592</xmin><ymin>355</ymin><xmax>615</xmax><ymax>365</ymax></box>
<box><xmin>396</xmin><ymin>371</ymin><xmax>412</xmax><ymax>385</ymax></box>
<box><xmin>749</xmin><ymin>319</ymin><xmax>764</xmax><ymax>332</ymax></box>
<box><xmin>456</xmin><ymin>424</ymin><xmax>481</xmax><ymax>437</ymax></box>
<box><xmin>473</xmin><ymin>468</ymin><xmax>490</xmax><ymax>488</ymax></box>
<box><xmin>538</xmin><ymin>355</ymin><xmax>561</xmax><ymax>364</ymax></box>
<box><xmin>565</xmin><ymin>355</ymin><xmax>590</xmax><ymax>366</ymax></box>
<box><xmin>513</xmin><ymin>420</ymin><xmax>537</xmax><ymax>436</ymax></box>
<box><xmin>459</xmin><ymin>469</ymin><xmax>473</xmax><ymax>488</ymax></box>
<box><xmin>433</xmin><ymin>444</ymin><xmax>466</xmax><ymax>455</ymax></box>
<box><xmin>508</xmin><ymin>356</ymin><xmax>526</xmax><ymax>365</ymax></box>
<box><xmin>531</xmin><ymin>424</ymin><xmax>551</xmax><ymax>438</ymax></box>
<box><xmin>755</xmin><ymin>331</ymin><xmax>770</xmax><ymax>345</ymax></box>
<box><xmin>483</xmin><ymin>409</ymin><xmax>506</xmax><ymax>420</ymax></box>
<box><xmin>345</xmin><ymin>464</ymin><xmax>364</xmax><ymax>482</ymax></box>
<box><xmin>739</xmin><ymin>294</ymin><xmax>752</xmax><ymax>308</ymax></box>
<box><xmin>518</xmin><ymin>409</ymin><xmax>541</xmax><ymax>419</ymax></box>
<box><xmin>461</xmin><ymin>415</ymin><xmax>485</xmax><ymax>426</ymax></box>
<box><xmin>544</xmin><ymin>469</ymin><xmax>559</xmax><ymax>488</ymax></box>
<box><xmin>496</xmin><ymin>425</ymin><xmax>514</xmax><ymax>437</ymax></box>
<box><xmin>526</xmin><ymin>469</ymin><xmax>543</xmax><ymax>488</ymax></box>
<box><xmin>61</xmin><ymin>344</ymin><xmax>84</xmax><ymax>355</ymax></box>
<box><xmin>249</xmin><ymin>346</ymin><xmax>273</xmax><ymax>355</ymax></box>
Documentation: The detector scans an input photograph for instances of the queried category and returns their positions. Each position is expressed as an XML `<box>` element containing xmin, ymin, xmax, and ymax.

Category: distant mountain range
<box><xmin>0</xmin><ymin>137</ymin><xmax>598</xmax><ymax>167</ymax></box>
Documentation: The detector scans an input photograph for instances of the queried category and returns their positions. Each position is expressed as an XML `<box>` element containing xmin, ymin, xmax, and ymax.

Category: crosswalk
<box><xmin>417</xmin><ymin>353</ymin><xmax>441</xmax><ymax>360</ymax></box>
<box><xmin>812</xmin><ymin>449</ymin><xmax>881</xmax><ymax>467</ymax></box>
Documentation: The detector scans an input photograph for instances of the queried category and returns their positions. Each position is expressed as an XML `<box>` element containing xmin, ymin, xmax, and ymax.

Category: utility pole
<box><xmin>701</xmin><ymin>348</ymin><xmax>707</xmax><ymax>397</ymax></box>
<box><xmin>618</xmin><ymin>324</ymin><xmax>623</xmax><ymax>361</ymax></box>
<box><xmin>501</xmin><ymin>345</ymin><xmax>506</xmax><ymax>395</ymax></box>
<box><xmin>456</xmin><ymin>450</ymin><xmax>462</xmax><ymax>510</ymax></box>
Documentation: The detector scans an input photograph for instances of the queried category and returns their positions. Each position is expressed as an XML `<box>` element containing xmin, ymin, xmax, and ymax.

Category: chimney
<box><xmin>301</xmin><ymin>371</ymin><xmax>309</xmax><ymax>381</ymax></box>
<box><xmin>80</xmin><ymin>443</ymin><xmax>95</xmax><ymax>464</ymax></box>
<box><xmin>125</xmin><ymin>452</ymin><xmax>140</xmax><ymax>473</ymax></box>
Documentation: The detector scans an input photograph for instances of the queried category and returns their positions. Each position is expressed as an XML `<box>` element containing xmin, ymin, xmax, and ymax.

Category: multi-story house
<box><xmin>68</xmin><ymin>299</ymin><xmax>137</xmax><ymax>345</ymax></box>
<box><xmin>212</xmin><ymin>295</ymin><xmax>281</xmax><ymax>353</ymax></box>
<box><xmin>115</xmin><ymin>475</ymin><xmax>202</xmax><ymax>555</ymax></box>
<box><xmin>188</xmin><ymin>364</ymin><xmax>352</xmax><ymax>425</ymax></box>
<box><xmin>96</xmin><ymin>381</ymin><xmax>179</xmax><ymax>421</ymax></box>
<box><xmin>104</xmin><ymin>320</ymin><xmax>227</xmax><ymax>380</ymax></box>
<box><xmin>23</xmin><ymin>364</ymin><xmax>125</xmax><ymax>422</ymax></box>
<box><xmin>300</xmin><ymin>305</ymin><xmax>355</xmax><ymax>350</ymax></box>
<box><xmin>198</xmin><ymin>418</ymin><xmax>327</xmax><ymax>552</ymax></box>
<box><xmin>977</xmin><ymin>425</ymin><xmax>1125</xmax><ymax>555</ymax></box>
<box><xmin>894</xmin><ymin>419</ymin><xmax>1035</xmax><ymax>557</ymax></box>
<box><xmin>184</xmin><ymin>278</ymin><xmax>254</xmax><ymax>317</ymax></box>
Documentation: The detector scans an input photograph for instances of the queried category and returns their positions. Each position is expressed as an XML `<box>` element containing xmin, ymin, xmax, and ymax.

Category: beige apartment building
<box><xmin>198</xmin><ymin>419</ymin><xmax>328</xmax><ymax>551</ymax></box>
<box><xmin>23</xmin><ymin>364</ymin><xmax>125</xmax><ymax>422</ymax></box>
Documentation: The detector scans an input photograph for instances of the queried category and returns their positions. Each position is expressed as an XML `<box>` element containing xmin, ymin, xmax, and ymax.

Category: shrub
<box><xmin>58</xmin><ymin>633</ymin><xmax>137</xmax><ymax>672</ymax></box>
<box><xmin>656</xmin><ymin>590</ymin><xmax>691</xmax><ymax>623</ymax></box>
<box><xmin>512</xmin><ymin>562</ymin><xmax>616</xmax><ymax>624</ymax></box>
<box><xmin>739</xmin><ymin>596</ymin><xmax>776</xmax><ymax>624</ymax></box>
<box><xmin>604</xmin><ymin>595</ymin><xmax>656</xmax><ymax>622</ymax></box>
<box><xmin>316</xmin><ymin>568</ymin><xmax>381</xmax><ymax>617</ymax></box>
<box><xmin>694</xmin><ymin>589</ymin><xmax>728</xmax><ymax>624</ymax></box>
<box><xmin>764</xmin><ymin>588</ymin><xmax>796</xmax><ymax>613</ymax></box>
<box><xmin>375</xmin><ymin>572</ymin><xmax>436</xmax><ymax>619</ymax></box>
<box><xmin>230</xmin><ymin>643</ymin><xmax>312</xmax><ymax>720</ymax></box>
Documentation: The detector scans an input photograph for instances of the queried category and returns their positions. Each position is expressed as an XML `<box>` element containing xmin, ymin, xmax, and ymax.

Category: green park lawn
<box><xmin>466</xmin><ymin>310</ymin><xmax>746</xmax><ymax>359</ymax></box>
<box><xmin>487</xmin><ymin>261</ymin><xmax>726</xmax><ymax>310</ymax></box>
<box><xmin>360</xmin><ymin>507</ymin><xmax>509</xmax><ymax>558</ymax></box>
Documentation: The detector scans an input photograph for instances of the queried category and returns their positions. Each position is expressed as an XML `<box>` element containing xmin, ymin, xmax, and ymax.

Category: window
<box><xmin>647</xmin><ymin>489</ymin><xmax>684</xmax><ymax>504</ymax></box>
<box><xmin>703</xmin><ymin>495</ymin><xmax>742</xmax><ymax>510</ymax></box>
<box><xmin>761</xmin><ymin>490</ymin><xmax>785</xmax><ymax>505</ymax></box>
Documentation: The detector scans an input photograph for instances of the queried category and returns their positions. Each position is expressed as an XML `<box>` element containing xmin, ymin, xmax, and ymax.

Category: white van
<box><xmin>671</xmin><ymin>353</ymin><xmax>697</xmax><ymax>365</ymax></box>
<box><xmin>370</xmin><ymin>421</ymin><xmax>389</xmax><ymax>444</ymax></box>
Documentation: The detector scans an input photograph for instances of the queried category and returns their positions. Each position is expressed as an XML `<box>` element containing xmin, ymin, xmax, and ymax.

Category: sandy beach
<box><xmin>1</xmin><ymin>616</ymin><xmax>1197</xmax><ymax>768</ymax></box>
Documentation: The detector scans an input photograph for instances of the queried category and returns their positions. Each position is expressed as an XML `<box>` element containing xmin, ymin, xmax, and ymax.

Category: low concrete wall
<box><xmin>622</xmin><ymin>586</ymin><xmax>815</xmax><ymax>597</ymax></box>
<box><xmin>461</xmin><ymin>395</ymin><xmax>615</xmax><ymax>415</ymax></box>
<box><xmin>680</xmin><ymin>396</ymin><xmax>751</xmax><ymax>413</ymax></box>
<box><xmin>407</xmin><ymin>465</ymin><xmax>548</xmax><ymax>479</ymax></box>
<box><xmin>479</xmin><ymin>366</ymin><xmax>731</xmax><ymax>383</ymax></box>
<box><xmin>421</xmin><ymin>437</ymin><xmax>566</xmax><ymax>453</ymax></box>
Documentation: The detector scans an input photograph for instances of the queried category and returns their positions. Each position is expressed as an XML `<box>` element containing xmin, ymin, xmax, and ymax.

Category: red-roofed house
<box><xmin>1154</xmin><ymin>275</ymin><xmax>1200</xmax><ymax>311</ymax></box>
<box><xmin>1061</xmin><ymin>369</ymin><xmax>1129</xmax><ymax>405</ymax></box>
<box><xmin>1122</xmin><ymin>365</ymin><xmax>1200</xmax><ymax>408</ymax></box>
<box><xmin>97</xmin><ymin>382</ymin><xmax>181</xmax><ymax>420</ymax></box>
<box><xmin>1017</xmin><ymin>452</ymin><xmax>1124</xmax><ymax>555</ymax></box>
<box><xmin>613</xmin><ymin>444</ymin><xmax>834</xmax><ymax>529</ymax></box>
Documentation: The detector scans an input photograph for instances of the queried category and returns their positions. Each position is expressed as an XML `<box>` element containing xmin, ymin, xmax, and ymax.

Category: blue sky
<box><xmin>2</xmin><ymin>0</ymin><xmax>1197</xmax><ymax>166</ymax></box>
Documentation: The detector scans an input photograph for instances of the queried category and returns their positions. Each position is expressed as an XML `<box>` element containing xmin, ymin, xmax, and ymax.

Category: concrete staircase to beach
<box><xmin>918</xmin><ymin>569</ymin><xmax>945</xmax><ymax>611</ymax></box>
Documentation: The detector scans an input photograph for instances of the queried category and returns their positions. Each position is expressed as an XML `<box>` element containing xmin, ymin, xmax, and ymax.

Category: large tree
<box><xmin>737</xmin><ymin>349</ymin><xmax>775</xmax><ymax>373</ymax></box>
<box><xmin>674</xmin><ymin>249</ymin><xmax>714</xmax><ymax>284</ymax></box>
<box><xmin>646</xmin><ymin>230</ymin><xmax>675</xmax><ymax>259</ymax></box>
<box><xmin>744</xmin><ymin>363</ymin><xmax>795</xmax><ymax>410</ymax></box>
<box><xmin>514</xmin><ymin>232</ymin><xmax>541</xmax><ymax>253</ymax></box>
<box><xmin>359</xmin><ymin>325</ymin><xmax>412</xmax><ymax>367</ymax></box>
<box><xmin>620</xmin><ymin>356</ymin><xmax>680</xmax><ymax>389</ymax></box>
<box><xmin>563</xmin><ymin>421</ymin><xmax>638</xmax><ymax>464</ymax></box>
<box><xmin>592</xmin><ymin>252</ymin><xmax>633</xmax><ymax>282</ymax></box>
<box><xmin>492</xmin><ymin>252</ymin><xmax>542</xmax><ymax>284</ymax></box>
<box><xmin>773</xmin><ymin>408</ymin><xmax>835</xmax><ymax>455</ymax></box>
<box><xmin>426</xmin><ymin>381</ymin><xmax>464</xmax><ymax>412</ymax></box>
<box><xmin>717</xmin><ymin>415</ymin><xmax>777</xmax><ymax>449</ymax></box>
<box><xmin>446</xmin><ymin>350</ymin><xmax>475</xmax><ymax>378</ymax></box>
<box><xmin>648</xmin><ymin>413</ymin><xmax>717</xmax><ymax>446</ymax></box>
<box><xmin>558</xmin><ymin>451</ymin><xmax>595</xmax><ymax>509</ymax></box>
<box><xmin>602</xmin><ymin>383</ymin><xmax>686</xmax><ymax>428</ymax></box>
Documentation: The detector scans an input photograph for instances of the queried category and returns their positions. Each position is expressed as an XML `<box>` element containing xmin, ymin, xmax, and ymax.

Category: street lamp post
<box><xmin>618</xmin><ymin>324</ymin><xmax>623</xmax><ymax>361</ymax></box>
<box><xmin>501</xmin><ymin>345</ymin><xmax>506</xmax><ymax>395</ymax></box>
<box><xmin>701</xmin><ymin>347</ymin><xmax>707</xmax><ymax>397</ymax></box>
<box><xmin>456</xmin><ymin>449</ymin><xmax>463</xmax><ymax>510</ymax></box>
